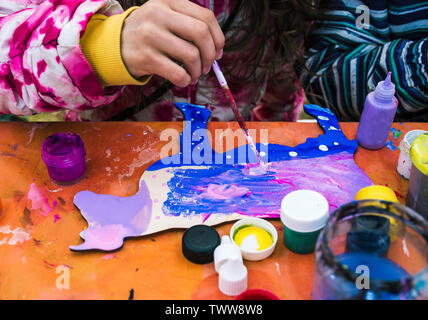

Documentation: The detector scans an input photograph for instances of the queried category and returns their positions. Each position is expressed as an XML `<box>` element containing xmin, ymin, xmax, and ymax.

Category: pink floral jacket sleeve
<box><xmin>0</xmin><ymin>0</ymin><xmax>123</xmax><ymax>116</ymax></box>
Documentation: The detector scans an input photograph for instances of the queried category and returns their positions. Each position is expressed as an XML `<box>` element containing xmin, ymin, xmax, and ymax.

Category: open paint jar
<box><xmin>312</xmin><ymin>200</ymin><xmax>428</xmax><ymax>300</ymax></box>
<box><xmin>41</xmin><ymin>132</ymin><xmax>86</xmax><ymax>185</ymax></box>
<box><xmin>230</xmin><ymin>218</ymin><xmax>278</xmax><ymax>261</ymax></box>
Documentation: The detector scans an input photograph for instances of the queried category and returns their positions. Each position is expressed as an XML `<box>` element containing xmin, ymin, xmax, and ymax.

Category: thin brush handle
<box><xmin>212</xmin><ymin>61</ymin><xmax>249</xmax><ymax>133</ymax></box>
<box><xmin>212</xmin><ymin>60</ymin><xmax>228</xmax><ymax>88</ymax></box>
<box><xmin>212</xmin><ymin>61</ymin><xmax>262</xmax><ymax>164</ymax></box>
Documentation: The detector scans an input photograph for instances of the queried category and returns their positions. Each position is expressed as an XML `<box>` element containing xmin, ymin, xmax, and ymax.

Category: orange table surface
<box><xmin>0</xmin><ymin>121</ymin><xmax>427</xmax><ymax>300</ymax></box>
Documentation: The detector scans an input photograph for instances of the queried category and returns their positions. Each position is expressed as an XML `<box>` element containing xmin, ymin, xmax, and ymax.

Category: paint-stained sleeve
<box><xmin>302</xmin><ymin>0</ymin><xmax>428</xmax><ymax>121</ymax></box>
<box><xmin>0</xmin><ymin>0</ymin><xmax>125</xmax><ymax>116</ymax></box>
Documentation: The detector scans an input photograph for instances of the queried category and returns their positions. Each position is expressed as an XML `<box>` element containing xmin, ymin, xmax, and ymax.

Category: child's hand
<box><xmin>121</xmin><ymin>0</ymin><xmax>225</xmax><ymax>87</ymax></box>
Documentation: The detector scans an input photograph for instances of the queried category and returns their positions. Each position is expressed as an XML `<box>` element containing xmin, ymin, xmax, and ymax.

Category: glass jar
<box><xmin>41</xmin><ymin>132</ymin><xmax>86</xmax><ymax>185</ymax></box>
<box><xmin>312</xmin><ymin>200</ymin><xmax>428</xmax><ymax>300</ymax></box>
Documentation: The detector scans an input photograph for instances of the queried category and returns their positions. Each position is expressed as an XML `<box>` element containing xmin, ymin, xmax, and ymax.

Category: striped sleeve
<box><xmin>303</xmin><ymin>0</ymin><xmax>428</xmax><ymax>121</ymax></box>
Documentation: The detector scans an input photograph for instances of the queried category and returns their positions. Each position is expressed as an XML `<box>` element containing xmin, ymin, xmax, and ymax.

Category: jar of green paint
<box><xmin>280</xmin><ymin>190</ymin><xmax>329</xmax><ymax>254</ymax></box>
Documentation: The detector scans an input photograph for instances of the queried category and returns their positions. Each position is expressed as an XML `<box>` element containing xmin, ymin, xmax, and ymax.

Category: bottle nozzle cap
<box><xmin>218</xmin><ymin>257</ymin><xmax>248</xmax><ymax>296</ymax></box>
<box><xmin>384</xmin><ymin>72</ymin><xmax>393</xmax><ymax>88</ymax></box>
<box><xmin>214</xmin><ymin>235</ymin><xmax>242</xmax><ymax>273</ymax></box>
<box><xmin>375</xmin><ymin>72</ymin><xmax>396</xmax><ymax>101</ymax></box>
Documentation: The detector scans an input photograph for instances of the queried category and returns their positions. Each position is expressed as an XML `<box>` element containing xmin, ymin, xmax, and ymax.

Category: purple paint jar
<box><xmin>41</xmin><ymin>132</ymin><xmax>86</xmax><ymax>185</ymax></box>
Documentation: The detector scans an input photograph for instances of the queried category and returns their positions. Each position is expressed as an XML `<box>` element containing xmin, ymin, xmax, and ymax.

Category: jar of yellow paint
<box><xmin>230</xmin><ymin>218</ymin><xmax>278</xmax><ymax>261</ymax></box>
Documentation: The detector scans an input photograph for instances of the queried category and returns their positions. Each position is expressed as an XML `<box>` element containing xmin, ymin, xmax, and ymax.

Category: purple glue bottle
<box><xmin>356</xmin><ymin>72</ymin><xmax>398</xmax><ymax>150</ymax></box>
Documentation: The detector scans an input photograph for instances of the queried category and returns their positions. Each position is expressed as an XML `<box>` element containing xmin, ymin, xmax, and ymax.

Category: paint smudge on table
<box><xmin>391</xmin><ymin>128</ymin><xmax>402</xmax><ymax>139</ymax></box>
<box><xmin>385</xmin><ymin>128</ymin><xmax>403</xmax><ymax>151</ymax></box>
<box><xmin>105</xmin><ymin>147</ymin><xmax>112</xmax><ymax>158</ymax></box>
<box><xmin>386</xmin><ymin>141</ymin><xmax>397</xmax><ymax>151</ymax></box>
<box><xmin>0</xmin><ymin>226</ymin><xmax>31</xmax><ymax>245</ymax></box>
<box><xmin>0</xmin><ymin>152</ymin><xmax>29</xmax><ymax>162</ymax></box>
<box><xmin>26</xmin><ymin>124</ymin><xmax>47</xmax><ymax>145</ymax></box>
<box><xmin>27</xmin><ymin>183</ymin><xmax>57</xmax><ymax>216</ymax></box>
<box><xmin>101</xmin><ymin>253</ymin><xmax>116</xmax><ymax>260</ymax></box>
<box><xmin>117</xmin><ymin>140</ymin><xmax>159</xmax><ymax>184</ymax></box>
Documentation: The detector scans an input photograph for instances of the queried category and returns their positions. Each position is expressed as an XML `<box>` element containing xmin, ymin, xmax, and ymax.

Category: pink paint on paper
<box><xmin>199</xmin><ymin>184</ymin><xmax>250</xmax><ymax>200</ymax></box>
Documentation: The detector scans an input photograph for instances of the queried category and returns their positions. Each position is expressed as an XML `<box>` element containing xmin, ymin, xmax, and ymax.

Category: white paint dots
<box><xmin>319</xmin><ymin>145</ymin><xmax>328</xmax><ymax>151</ymax></box>
<box><xmin>318</xmin><ymin>116</ymin><xmax>329</xmax><ymax>121</ymax></box>
<box><xmin>329</xmin><ymin>126</ymin><xmax>339</xmax><ymax>131</ymax></box>
<box><xmin>289</xmin><ymin>151</ymin><xmax>298</xmax><ymax>157</ymax></box>
<box><xmin>226</xmin><ymin>154</ymin><xmax>232</xmax><ymax>159</ymax></box>
<box><xmin>260</xmin><ymin>151</ymin><xmax>266</xmax><ymax>157</ymax></box>
<box><xmin>334</xmin><ymin>142</ymin><xmax>339</xmax><ymax>146</ymax></box>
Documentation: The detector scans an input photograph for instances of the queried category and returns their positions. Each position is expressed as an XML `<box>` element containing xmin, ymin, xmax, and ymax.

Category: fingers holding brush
<box><xmin>120</xmin><ymin>0</ymin><xmax>225</xmax><ymax>87</ymax></box>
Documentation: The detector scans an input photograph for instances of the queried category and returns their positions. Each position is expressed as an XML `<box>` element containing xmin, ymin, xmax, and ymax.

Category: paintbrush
<box><xmin>212</xmin><ymin>60</ymin><xmax>262</xmax><ymax>163</ymax></box>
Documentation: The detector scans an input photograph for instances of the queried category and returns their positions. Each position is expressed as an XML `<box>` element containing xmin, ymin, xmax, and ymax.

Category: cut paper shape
<box><xmin>71</xmin><ymin>104</ymin><xmax>373</xmax><ymax>251</ymax></box>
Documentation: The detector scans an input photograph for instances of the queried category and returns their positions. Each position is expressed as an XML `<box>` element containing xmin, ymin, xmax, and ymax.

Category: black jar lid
<box><xmin>182</xmin><ymin>225</ymin><xmax>221</xmax><ymax>264</ymax></box>
<box><xmin>346</xmin><ymin>215</ymin><xmax>391</xmax><ymax>256</ymax></box>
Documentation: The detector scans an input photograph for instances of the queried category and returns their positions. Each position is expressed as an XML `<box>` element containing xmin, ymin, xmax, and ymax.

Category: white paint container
<box><xmin>397</xmin><ymin>130</ymin><xmax>427</xmax><ymax>180</ymax></box>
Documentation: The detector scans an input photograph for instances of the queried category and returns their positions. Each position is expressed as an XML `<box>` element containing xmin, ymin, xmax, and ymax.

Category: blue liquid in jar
<box><xmin>317</xmin><ymin>252</ymin><xmax>411</xmax><ymax>300</ymax></box>
<box><xmin>338</xmin><ymin>252</ymin><xmax>409</xmax><ymax>281</ymax></box>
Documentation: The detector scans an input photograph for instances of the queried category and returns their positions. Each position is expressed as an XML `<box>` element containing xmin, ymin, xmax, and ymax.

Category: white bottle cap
<box><xmin>214</xmin><ymin>235</ymin><xmax>242</xmax><ymax>273</ymax></box>
<box><xmin>218</xmin><ymin>256</ymin><xmax>248</xmax><ymax>296</ymax></box>
<box><xmin>280</xmin><ymin>190</ymin><xmax>329</xmax><ymax>233</ymax></box>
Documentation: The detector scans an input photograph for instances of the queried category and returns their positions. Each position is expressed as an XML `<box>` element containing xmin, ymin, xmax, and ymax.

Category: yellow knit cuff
<box><xmin>80</xmin><ymin>7</ymin><xmax>152</xmax><ymax>86</ymax></box>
